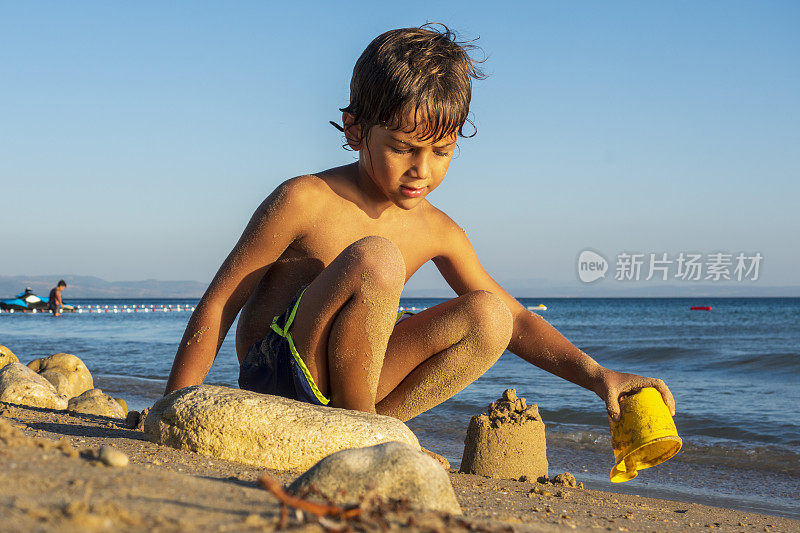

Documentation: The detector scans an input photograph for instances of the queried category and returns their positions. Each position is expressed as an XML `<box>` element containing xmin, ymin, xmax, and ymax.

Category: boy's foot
<box><xmin>421</xmin><ymin>447</ymin><xmax>450</xmax><ymax>469</ymax></box>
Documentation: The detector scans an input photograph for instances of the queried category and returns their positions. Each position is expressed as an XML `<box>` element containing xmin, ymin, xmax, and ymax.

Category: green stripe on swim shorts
<box><xmin>270</xmin><ymin>296</ymin><xmax>418</xmax><ymax>406</ymax></box>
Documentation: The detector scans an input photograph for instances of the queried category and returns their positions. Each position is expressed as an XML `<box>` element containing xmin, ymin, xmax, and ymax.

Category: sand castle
<box><xmin>460</xmin><ymin>388</ymin><xmax>548</xmax><ymax>480</ymax></box>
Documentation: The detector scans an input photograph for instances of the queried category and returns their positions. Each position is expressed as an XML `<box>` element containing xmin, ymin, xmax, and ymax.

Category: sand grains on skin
<box><xmin>359</xmin><ymin>268</ymin><xmax>401</xmax><ymax>395</ymax></box>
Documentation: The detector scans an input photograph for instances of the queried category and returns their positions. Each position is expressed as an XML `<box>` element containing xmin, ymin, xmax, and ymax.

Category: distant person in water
<box><xmin>49</xmin><ymin>280</ymin><xmax>66</xmax><ymax>317</ymax></box>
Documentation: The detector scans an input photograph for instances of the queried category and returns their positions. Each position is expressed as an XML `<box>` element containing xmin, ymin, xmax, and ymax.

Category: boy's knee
<box><xmin>346</xmin><ymin>236</ymin><xmax>406</xmax><ymax>290</ymax></box>
<box><xmin>463</xmin><ymin>290</ymin><xmax>513</xmax><ymax>348</ymax></box>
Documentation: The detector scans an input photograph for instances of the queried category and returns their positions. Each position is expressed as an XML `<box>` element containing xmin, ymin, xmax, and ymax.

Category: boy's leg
<box><xmin>375</xmin><ymin>290</ymin><xmax>513</xmax><ymax>422</ymax></box>
<box><xmin>288</xmin><ymin>235</ymin><xmax>405</xmax><ymax>412</ymax></box>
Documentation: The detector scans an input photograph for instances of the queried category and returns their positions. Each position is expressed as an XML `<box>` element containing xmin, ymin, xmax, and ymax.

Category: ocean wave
<box><xmin>721</xmin><ymin>351</ymin><xmax>800</xmax><ymax>373</ymax></box>
<box><xmin>547</xmin><ymin>429</ymin><xmax>800</xmax><ymax>476</ymax></box>
<box><xmin>591</xmin><ymin>345</ymin><xmax>698</xmax><ymax>364</ymax></box>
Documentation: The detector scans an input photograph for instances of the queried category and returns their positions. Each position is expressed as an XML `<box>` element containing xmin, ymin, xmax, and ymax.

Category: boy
<box><xmin>49</xmin><ymin>280</ymin><xmax>67</xmax><ymax>317</ymax></box>
<box><xmin>166</xmin><ymin>24</ymin><xmax>674</xmax><ymax>426</ymax></box>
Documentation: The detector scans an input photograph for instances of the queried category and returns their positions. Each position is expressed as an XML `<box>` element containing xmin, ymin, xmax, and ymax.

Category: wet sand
<box><xmin>2</xmin><ymin>402</ymin><xmax>797</xmax><ymax>532</ymax></box>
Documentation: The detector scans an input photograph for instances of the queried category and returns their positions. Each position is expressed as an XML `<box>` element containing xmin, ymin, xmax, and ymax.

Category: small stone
<box><xmin>68</xmin><ymin>389</ymin><xmax>127</xmax><ymax>418</ymax></box>
<box><xmin>0</xmin><ymin>345</ymin><xmax>19</xmax><ymax>370</ymax></box>
<box><xmin>125</xmin><ymin>411</ymin><xmax>141</xmax><ymax>429</ymax></box>
<box><xmin>27</xmin><ymin>353</ymin><xmax>93</xmax><ymax>398</ymax></box>
<box><xmin>115</xmin><ymin>398</ymin><xmax>128</xmax><ymax>413</ymax></box>
<box><xmin>553</xmin><ymin>472</ymin><xmax>578</xmax><ymax>487</ymax></box>
<box><xmin>137</xmin><ymin>408</ymin><xmax>149</xmax><ymax>431</ymax></box>
<box><xmin>98</xmin><ymin>446</ymin><xmax>128</xmax><ymax>467</ymax></box>
<box><xmin>0</xmin><ymin>363</ymin><xmax>68</xmax><ymax>410</ymax></box>
<box><xmin>289</xmin><ymin>441</ymin><xmax>460</xmax><ymax>514</ymax></box>
<box><xmin>243</xmin><ymin>514</ymin><xmax>267</xmax><ymax>526</ymax></box>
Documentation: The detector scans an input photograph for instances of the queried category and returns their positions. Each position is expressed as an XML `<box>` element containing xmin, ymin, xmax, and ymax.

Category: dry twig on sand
<box><xmin>258</xmin><ymin>474</ymin><xmax>361</xmax><ymax>528</ymax></box>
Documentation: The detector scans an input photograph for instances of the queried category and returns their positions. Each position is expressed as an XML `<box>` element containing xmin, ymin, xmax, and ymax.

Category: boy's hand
<box><xmin>595</xmin><ymin>369</ymin><xmax>675</xmax><ymax>421</ymax></box>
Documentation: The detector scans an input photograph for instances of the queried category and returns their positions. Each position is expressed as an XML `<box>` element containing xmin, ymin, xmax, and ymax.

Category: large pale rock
<box><xmin>145</xmin><ymin>385</ymin><xmax>420</xmax><ymax>470</ymax></box>
<box><xmin>290</xmin><ymin>441</ymin><xmax>461</xmax><ymax>514</ymax></box>
<box><xmin>27</xmin><ymin>353</ymin><xmax>93</xmax><ymax>398</ymax></box>
<box><xmin>0</xmin><ymin>363</ymin><xmax>68</xmax><ymax>410</ymax></box>
<box><xmin>460</xmin><ymin>388</ymin><xmax>548</xmax><ymax>480</ymax></box>
<box><xmin>68</xmin><ymin>388</ymin><xmax>127</xmax><ymax>418</ymax></box>
<box><xmin>0</xmin><ymin>345</ymin><xmax>19</xmax><ymax>370</ymax></box>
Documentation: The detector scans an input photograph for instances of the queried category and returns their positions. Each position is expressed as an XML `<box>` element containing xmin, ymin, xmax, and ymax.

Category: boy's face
<box><xmin>352</xmin><ymin>116</ymin><xmax>456</xmax><ymax>210</ymax></box>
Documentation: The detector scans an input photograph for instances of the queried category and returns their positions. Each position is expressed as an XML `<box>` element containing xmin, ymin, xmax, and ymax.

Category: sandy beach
<box><xmin>2</xmin><ymin>402</ymin><xmax>796</xmax><ymax>532</ymax></box>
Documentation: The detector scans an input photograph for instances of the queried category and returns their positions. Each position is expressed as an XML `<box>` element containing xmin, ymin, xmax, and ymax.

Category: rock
<box><xmin>0</xmin><ymin>346</ymin><xmax>19</xmax><ymax>370</ymax></box>
<box><xmin>289</xmin><ymin>441</ymin><xmax>461</xmax><ymax>514</ymax></box>
<box><xmin>115</xmin><ymin>398</ymin><xmax>128</xmax><ymax>413</ymax></box>
<box><xmin>98</xmin><ymin>445</ymin><xmax>129</xmax><ymax>467</ymax></box>
<box><xmin>68</xmin><ymin>389</ymin><xmax>127</xmax><ymax>418</ymax></box>
<box><xmin>27</xmin><ymin>353</ymin><xmax>93</xmax><ymax>398</ymax></box>
<box><xmin>552</xmin><ymin>472</ymin><xmax>577</xmax><ymax>487</ymax></box>
<box><xmin>137</xmin><ymin>408</ymin><xmax>149</xmax><ymax>431</ymax></box>
<box><xmin>125</xmin><ymin>410</ymin><xmax>141</xmax><ymax>429</ymax></box>
<box><xmin>145</xmin><ymin>385</ymin><xmax>420</xmax><ymax>471</ymax></box>
<box><xmin>0</xmin><ymin>363</ymin><xmax>68</xmax><ymax>410</ymax></box>
<box><xmin>460</xmin><ymin>389</ymin><xmax>548</xmax><ymax>480</ymax></box>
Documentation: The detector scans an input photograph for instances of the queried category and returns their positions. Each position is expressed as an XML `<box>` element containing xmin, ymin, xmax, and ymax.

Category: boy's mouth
<box><xmin>400</xmin><ymin>185</ymin><xmax>426</xmax><ymax>198</ymax></box>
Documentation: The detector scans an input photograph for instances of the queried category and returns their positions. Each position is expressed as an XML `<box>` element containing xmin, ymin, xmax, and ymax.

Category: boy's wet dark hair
<box><xmin>339</xmin><ymin>23</ymin><xmax>485</xmax><ymax>147</ymax></box>
<box><xmin>57</xmin><ymin>280</ymin><xmax>67</xmax><ymax>288</ymax></box>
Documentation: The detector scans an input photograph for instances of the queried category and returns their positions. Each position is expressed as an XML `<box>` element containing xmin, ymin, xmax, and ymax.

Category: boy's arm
<box><xmin>165</xmin><ymin>177</ymin><xmax>316</xmax><ymax>394</ymax></box>
<box><xmin>431</xmin><ymin>216</ymin><xmax>675</xmax><ymax>420</ymax></box>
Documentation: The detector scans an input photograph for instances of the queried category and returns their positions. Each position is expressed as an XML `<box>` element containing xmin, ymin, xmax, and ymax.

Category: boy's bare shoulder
<box><xmin>422</xmin><ymin>202</ymin><xmax>470</xmax><ymax>255</ymax></box>
<box><xmin>250</xmin><ymin>173</ymin><xmax>335</xmax><ymax>221</ymax></box>
<box><xmin>265</xmin><ymin>173</ymin><xmax>330</xmax><ymax>205</ymax></box>
<box><xmin>423</xmin><ymin>202</ymin><xmax>465</xmax><ymax>234</ymax></box>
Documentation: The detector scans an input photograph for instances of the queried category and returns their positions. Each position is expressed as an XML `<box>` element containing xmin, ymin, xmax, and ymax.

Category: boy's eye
<box><xmin>390</xmin><ymin>146</ymin><xmax>451</xmax><ymax>157</ymax></box>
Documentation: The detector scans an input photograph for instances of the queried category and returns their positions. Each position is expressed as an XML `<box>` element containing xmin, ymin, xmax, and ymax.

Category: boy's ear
<box><xmin>342</xmin><ymin>112</ymin><xmax>362</xmax><ymax>151</ymax></box>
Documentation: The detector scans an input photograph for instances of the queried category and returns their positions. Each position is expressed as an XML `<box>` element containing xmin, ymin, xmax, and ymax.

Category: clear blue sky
<box><xmin>1</xmin><ymin>1</ymin><xmax>798</xmax><ymax>291</ymax></box>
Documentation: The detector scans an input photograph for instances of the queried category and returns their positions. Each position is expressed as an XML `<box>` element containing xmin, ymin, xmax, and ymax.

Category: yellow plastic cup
<box><xmin>608</xmin><ymin>387</ymin><xmax>682</xmax><ymax>483</ymax></box>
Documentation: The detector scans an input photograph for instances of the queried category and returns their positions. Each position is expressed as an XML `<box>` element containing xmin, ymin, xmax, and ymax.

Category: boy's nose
<box><xmin>410</xmin><ymin>154</ymin><xmax>432</xmax><ymax>181</ymax></box>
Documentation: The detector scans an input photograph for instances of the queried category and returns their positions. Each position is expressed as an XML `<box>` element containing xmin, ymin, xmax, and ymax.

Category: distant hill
<box><xmin>401</xmin><ymin>280</ymin><xmax>800</xmax><ymax>298</ymax></box>
<box><xmin>0</xmin><ymin>275</ymin><xmax>207</xmax><ymax>299</ymax></box>
<box><xmin>2</xmin><ymin>274</ymin><xmax>797</xmax><ymax>300</ymax></box>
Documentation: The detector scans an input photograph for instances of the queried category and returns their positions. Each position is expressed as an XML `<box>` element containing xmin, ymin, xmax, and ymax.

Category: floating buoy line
<box><xmin>0</xmin><ymin>304</ymin><xmax>198</xmax><ymax>314</ymax></box>
<box><xmin>0</xmin><ymin>304</ymin><xmax>431</xmax><ymax>315</ymax></box>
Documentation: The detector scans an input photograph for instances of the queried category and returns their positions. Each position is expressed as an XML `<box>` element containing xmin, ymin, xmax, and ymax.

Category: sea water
<box><xmin>1</xmin><ymin>297</ymin><xmax>798</xmax><ymax>518</ymax></box>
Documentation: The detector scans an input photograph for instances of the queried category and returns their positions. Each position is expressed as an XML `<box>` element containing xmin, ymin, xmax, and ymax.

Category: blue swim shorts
<box><xmin>238</xmin><ymin>287</ymin><xmax>416</xmax><ymax>406</ymax></box>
